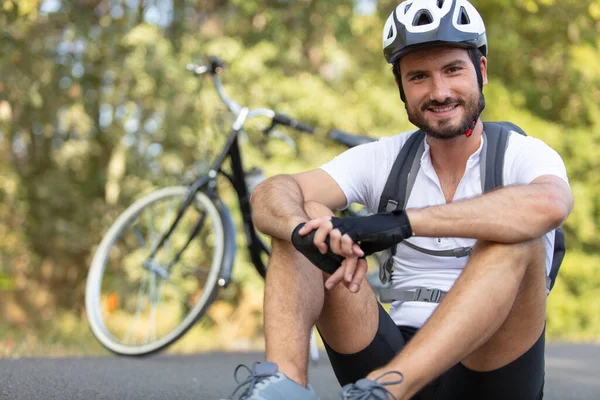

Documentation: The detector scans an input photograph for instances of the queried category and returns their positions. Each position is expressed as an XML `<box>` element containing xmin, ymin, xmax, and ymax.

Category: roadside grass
<box><xmin>2</xmin><ymin>269</ymin><xmax>600</xmax><ymax>358</ymax></box>
<box><xmin>0</xmin><ymin>318</ymin><xmax>268</xmax><ymax>359</ymax></box>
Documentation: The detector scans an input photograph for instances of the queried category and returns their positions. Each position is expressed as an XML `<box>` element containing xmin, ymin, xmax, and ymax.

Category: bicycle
<box><xmin>85</xmin><ymin>56</ymin><xmax>379</xmax><ymax>357</ymax></box>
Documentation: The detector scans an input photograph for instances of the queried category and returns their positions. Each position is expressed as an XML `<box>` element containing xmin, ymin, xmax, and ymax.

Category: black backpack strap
<box><xmin>377</xmin><ymin>131</ymin><xmax>425</xmax><ymax>214</ymax></box>
<box><xmin>376</xmin><ymin>131</ymin><xmax>425</xmax><ymax>285</ymax></box>
<box><xmin>549</xmin><ymin>227</ymin><xmax>566</xmax><ymax>291</ymax></box>
<box><xmin>482</xmin><ymin>121</ymin><xmax>527</xmax><ymax>193</ymax></box>
<box><xmin>481</xmin><ymin>122</ymin><xmax>511</xmax><ymax>192</ymax></box>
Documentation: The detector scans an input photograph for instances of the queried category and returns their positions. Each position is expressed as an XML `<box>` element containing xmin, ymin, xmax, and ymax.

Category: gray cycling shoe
<box><xmin>223</xmin><ymin>361</ymin><xmax>319</xmax><ymax>400</ymax></box>
<box><xmin>339</xmin><ymin>371</ymin><xmax>404</xmax><ymax>400</ymax></box>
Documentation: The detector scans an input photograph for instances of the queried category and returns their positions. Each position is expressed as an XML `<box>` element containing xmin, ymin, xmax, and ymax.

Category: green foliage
<box><xmin>548</xmin><ymin>251</ymin><xmax>600</xmax><ymax>339</ymax></box>
<box><xmin>0</xmin><ymin>0</ymin><xmax>598</xmax><ymax>349</ymax></box>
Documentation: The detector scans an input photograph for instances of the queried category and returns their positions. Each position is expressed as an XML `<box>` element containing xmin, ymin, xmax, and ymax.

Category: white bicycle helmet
<box><xmin>383</xmin><ymin>0</ymin><xmax>487</xmax><ymax>64</ymax></box>
<box><xmin>383</xmin><ymin>0</ymin><xmax>488</xmax><ymax>114</ymax></box>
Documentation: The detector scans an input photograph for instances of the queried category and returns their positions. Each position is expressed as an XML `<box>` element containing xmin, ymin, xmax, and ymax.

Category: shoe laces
<box><xmin>340</xmin><ymin>371</ymin><xmax>404</xmax><ymax>400</ymax></box>
<box><xmin>227</xmin><ymin>362</ymin><xmax>279</xmax><ymax>399</ymax></box>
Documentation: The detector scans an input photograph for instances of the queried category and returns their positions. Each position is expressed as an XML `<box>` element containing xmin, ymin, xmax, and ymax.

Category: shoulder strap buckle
<box><xmin>415</xmin><ymin>288</ymin><xmax>446</xmax><ymax>303</ymax></box>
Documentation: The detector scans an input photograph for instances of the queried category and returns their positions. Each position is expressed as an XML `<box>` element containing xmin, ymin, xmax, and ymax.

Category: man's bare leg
<box><xmin>264</xmin><ymin>202</ymin><xmax>380</xmax><ymax>386</ymax></box>
<box><xmin>370</xmin><ymin>238</ymin><xmax>547</xmax><ymax>398</ymax></box>
<box><xmin>461</xmin><ymin>240</ymin><xmax>546</xmax><ymax>372</ymax></box>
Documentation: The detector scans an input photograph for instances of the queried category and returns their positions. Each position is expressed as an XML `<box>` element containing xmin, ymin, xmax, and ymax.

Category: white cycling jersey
<box><xmin>320</xmin><ymin>130</ymin><xmax>569</xmax><ymax>328</ymax></box>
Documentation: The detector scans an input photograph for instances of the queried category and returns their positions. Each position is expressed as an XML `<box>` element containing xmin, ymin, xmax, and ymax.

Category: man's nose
<box><xmin>429</xmin><ymin>75</ymin><xmax>452</xmax><ymax>102</ymax></box>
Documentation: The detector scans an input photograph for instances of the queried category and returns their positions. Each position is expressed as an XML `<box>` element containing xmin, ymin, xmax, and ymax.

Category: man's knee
<box><xmin>303</xmin><ymin>201</ymin><xmax>334</xmax><ymax>220</ymax></box>
<box><xmin>269</xmin><ymin>201</ymin><xmax>331</xmax><ymax>255</ymax></box>
<box><xmin>467</xmin><ymin>238</ymin><xmax>547</xmax><ymax>295</ymax></box>
<box><xmin>471</xmin><ymin>238</ymin><xmax>545</xmax><ymax>270</ymax></box>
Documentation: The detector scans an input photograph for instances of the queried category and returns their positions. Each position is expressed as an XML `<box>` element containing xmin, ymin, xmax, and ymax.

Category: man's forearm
<box><xmin>250</xmin><ymin>175</ymin><xmax>309</xmax><ymax>241</ymax></box>
<box><xmin>407</xmin><ymin>181</ymin><xmax>570</xmax><ymax>243</ymax></box>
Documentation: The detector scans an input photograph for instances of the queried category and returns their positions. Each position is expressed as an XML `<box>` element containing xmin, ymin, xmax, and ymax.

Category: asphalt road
<box><xmin>1</xmin><ymin>344</ymin><xmax>599</xmax><ymax>399</ymax></box>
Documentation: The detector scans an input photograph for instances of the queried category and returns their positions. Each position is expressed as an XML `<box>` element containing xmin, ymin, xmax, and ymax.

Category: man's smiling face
<box><xmin>399</xmin><ymin>46</ymin><xmax>487</xmax><ymax>140</ymax></box>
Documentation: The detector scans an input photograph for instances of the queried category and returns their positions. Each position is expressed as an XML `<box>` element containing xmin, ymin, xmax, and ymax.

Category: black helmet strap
<box><xmin>469</xmin><ymin>47</ymin><xmax>484</xmax><ymax>90</ymax></box>
<box><xmin>392</xmin><ymin>64</ymin><xmax>407</xmax><ymax>102</ymax></box>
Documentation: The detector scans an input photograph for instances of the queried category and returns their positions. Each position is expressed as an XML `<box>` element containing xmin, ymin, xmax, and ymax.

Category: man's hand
<box><xmin>291</xmin><ymin>210</ymin><xmax>413</xmax><ymax>292</ymax></box>
<box><xmin>328</xmin><ymin>210</ymin><xmax>413</xmax><ymax>255</ymax></box>
<box><xmin>291</xmin><ymin>217</ymin><xmax>366</xmax><ymax>293</ymax></box>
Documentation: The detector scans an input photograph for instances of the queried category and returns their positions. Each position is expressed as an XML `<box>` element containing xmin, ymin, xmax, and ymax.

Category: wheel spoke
<box><xmin>144</xmin><ymin>205</ymin><xmax>156</xmax><ymax>251</ymax></box>
<box><xmin>145</xmin><ymin>272</ymin><xmax>158</xmax><ymax>345</ymax></box>
<box><xmin>176</xmin><ymin>262</ymin><xmax>211</xmax><ymax>278</ymax></box>
<box><xmin>163</xmin><ymin>278</ymin><xmax>195</xmax><ymax>311</ymax></box>
<box><xmin>153</xmin><ymin>277</ymin><xmax>166</xmax><ymax>341</ymax></box>
<box><xmin>122</xmin><ymin>270</ymin><xmax>150</xmax><ymax>345</ymax></box>
<box><xmin>133</xmin><ymin>223</ymin><xmax>146</xmax><ymax>248</ymax></box>
<box><xmin>156</xmin><ymin>198</ymin><xmax>178</xmax><ymax>259</ymax></box>
<box><xmin>162</xmin><ymin>198</ymin><xmax>176</xmax><ymax>265</ymax></box>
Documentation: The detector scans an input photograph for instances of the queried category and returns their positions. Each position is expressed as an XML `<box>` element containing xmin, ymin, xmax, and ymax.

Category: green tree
<box><xmin>0</xmin><ymin>0</ymin><xmax>598</xmax><ymax>350</ymax></box>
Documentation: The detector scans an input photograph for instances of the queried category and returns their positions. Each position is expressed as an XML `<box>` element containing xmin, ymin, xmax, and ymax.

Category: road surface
<box><xmin>1</xmin><ymin>344</ymin><xmax>599</xmax><ymax>399</ymax></box>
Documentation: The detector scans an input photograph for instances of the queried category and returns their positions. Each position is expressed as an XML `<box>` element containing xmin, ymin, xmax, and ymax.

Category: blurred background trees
<box><xmin>1</xmin><ymin>0</ymin><xmax>599</xmax><ymax>353</ymax></box>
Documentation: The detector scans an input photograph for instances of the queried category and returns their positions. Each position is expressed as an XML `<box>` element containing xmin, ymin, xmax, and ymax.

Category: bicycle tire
<box><xmin>85</xmin><ymin>186</ymin><xmax>225</xmax><ymax>356</ymax></box>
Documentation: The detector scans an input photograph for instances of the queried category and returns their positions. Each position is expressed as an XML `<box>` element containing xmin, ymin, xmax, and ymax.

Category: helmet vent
<box><xmin>458</xmin><ymin>6</ymin><xmax>470</xmax><ymax>25</ymax></box>
<box><xmin>413</xmin><ymin>10</ymin><xmax>433</xmax><ymax>26</ymax></box>
<box><xmin>404</xmin><ymin>3</ymin><xmax>412</xmax><ymax>13</ymax></box>
<box><xmin>387</xmin><ymin>26</ymin><xmax>394</xmax><ymax>39</ymax></box>
<box><xmin>436</xmin><ymin>0</ymin><xmax>445</xmax><ymax>8</ymax></box>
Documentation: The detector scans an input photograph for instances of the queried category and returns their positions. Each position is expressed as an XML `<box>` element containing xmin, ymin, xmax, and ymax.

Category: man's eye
<box><xmin>410</xmin><ymin>74</ymin><xmax>426</xmax><ymax>81</ymax></box>
<box><xmin>447</xmin><ymin>67</ymin><xmax>462</xmax><ymax>73</ymax></box>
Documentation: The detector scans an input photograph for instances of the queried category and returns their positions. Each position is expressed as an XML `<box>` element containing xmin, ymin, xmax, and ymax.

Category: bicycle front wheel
<box><xmin>85</xmin><ymin>186</ymin><xmax>225</xmax><ymax>356</ymax></box>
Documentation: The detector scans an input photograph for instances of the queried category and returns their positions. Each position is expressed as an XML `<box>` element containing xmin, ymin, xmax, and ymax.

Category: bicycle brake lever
<box><xmin>269</xmin><ymin>130</ymin><xmax>298</xmax><ymax>155</ymax></box>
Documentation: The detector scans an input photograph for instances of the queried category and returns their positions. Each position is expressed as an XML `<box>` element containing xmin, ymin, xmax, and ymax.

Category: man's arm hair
<box><xmin>250</xmin><ymin>175</ymin><xmax>309</xmax><ymax>241</ymax></box>
<box><xmin>250</xmin><ymin>169</ymin><xmax>348</xmax><ymax>241</ymax></box>
<box><xmin>407</xmin><ymin>175</ymin><xmax>573</xmax><ymax>242</ymax></box>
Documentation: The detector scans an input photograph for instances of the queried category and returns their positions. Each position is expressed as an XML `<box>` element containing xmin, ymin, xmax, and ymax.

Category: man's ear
<box><xmin>480</xmin><ymin>56</ymin><xmax>488</xmax><ymax>86</ymax></box>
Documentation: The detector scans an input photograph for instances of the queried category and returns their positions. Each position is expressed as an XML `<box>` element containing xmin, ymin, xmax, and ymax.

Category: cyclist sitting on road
<box><xmin>224</xmin><ymin>0</ymin><xmax>573</xmax><ymax>399</ymax></box>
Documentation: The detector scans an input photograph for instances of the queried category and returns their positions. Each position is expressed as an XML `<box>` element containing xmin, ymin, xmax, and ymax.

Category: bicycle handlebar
<box><xmin>187</xmin><ymin>57</ymin><xmax>314</xmax><ymax>136</ymax></box>
<box><xmin>273</xmin><ymin>113</ymin><xmax>315</xmax><ymax>134</ymax></box>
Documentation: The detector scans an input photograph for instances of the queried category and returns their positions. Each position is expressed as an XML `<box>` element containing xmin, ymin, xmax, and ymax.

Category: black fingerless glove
<box><xmin>330</xmin><ymin>209</ymin><xmax>413</xmax><ymax>256</ymax></box>
<box><xmin>291</xmin><ymin>224</ymin><xmax>344</xmax><ymax>275</ymax></box>
<box><xmin>290</xmin><ymin>210</ymin><xmax>413</xmax><ymax>274</ymax></box>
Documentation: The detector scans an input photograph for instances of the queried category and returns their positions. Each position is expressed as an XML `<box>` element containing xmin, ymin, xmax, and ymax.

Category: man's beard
<box><xmin>406</xmin><ymin>91</ymin><xmax>485</xmax><ymax>140</ymax></box>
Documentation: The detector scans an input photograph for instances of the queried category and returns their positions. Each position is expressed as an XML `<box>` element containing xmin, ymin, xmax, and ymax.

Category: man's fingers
<box><xmin>342</xmin><ymin>257</ymin><xmax>359</xmax><ymax>285</ymax></box>
<box><xmin>340</xmin><ymin>234</ymin><xmax>359</xmax><ymax>258</ymax></box>
<box><xmin>351</xmin><ymin>242</ymin><xmax>364</xmax><ymax>258</ymax></box>
<box><xmin>349</xmin><ymin>258</ymin><xmax>368</xmax><ymax>293</ymax></box>
<box><xmin>298</xmin><ymin>216</ymin><xmax>329</xmax><ymax>235</ymax></box>
<box><xmin>328</xmin><ymin>229</ymin><xmax>343</xmax><ymax>255</ymax></box>
<box><xmin>325</xmin><ymin>257</ymin><xmax>367</xmax><ymax>293</ymax></box>
<box><xmin>313</xmin><ymin>221</ymin><xmax>333</xmax><ymax>254</ymax></box>
<box><xmin>334</xmin><ymin>257</ymin><xmax>359</xmax><ymax>292</ymax></box>
<box><xmin>324</xmin><ymin>232</ymin><xmax>357</xmax><ymax>259</ymax></box>
<box><xmin>325</xmin><ymin>264</ymin><xmax>346</xmax><ymax>290</ymax></box>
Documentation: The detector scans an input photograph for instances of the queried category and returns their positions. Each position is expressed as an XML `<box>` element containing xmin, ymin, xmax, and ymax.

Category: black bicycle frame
<box><xmin>222</xmin><ymin>131</ymin><xmax>270</xmax><ymax>277</ymax></box>
<box><xmin>146</xmin><ymin>124</ymin><xmax>270</xmax><ymax>281</ymax></box>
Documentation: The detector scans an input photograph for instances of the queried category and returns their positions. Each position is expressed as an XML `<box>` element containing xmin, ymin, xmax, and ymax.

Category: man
<box><xmin>225</xmin><ymin>0</ymin><xmax>573</xmax><ymax>399</ymax></box>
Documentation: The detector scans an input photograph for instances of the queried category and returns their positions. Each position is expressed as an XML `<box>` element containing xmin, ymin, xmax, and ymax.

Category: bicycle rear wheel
<box><xmin>85</xmin><ymin>186</ymin><xmax>225</xmax><ymax>356</ymax></box>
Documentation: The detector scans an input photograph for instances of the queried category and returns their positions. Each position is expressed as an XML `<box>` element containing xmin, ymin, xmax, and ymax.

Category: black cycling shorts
<box><xmin>321</xmin><ymin>303</ymin><xmax>545</xmax><ymax>400</ymax></box>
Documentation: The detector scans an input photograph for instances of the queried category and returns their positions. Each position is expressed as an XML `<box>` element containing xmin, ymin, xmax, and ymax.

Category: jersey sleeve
<box><xmin>503</xmin><ymin>132</ymin><xmax>569</xmax><ymax>186</ymax></box>
<box><xmin>319</xmin><ymin>141</ymin><xmax>380</xmax><ymax>210</ymax></box>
